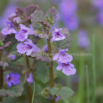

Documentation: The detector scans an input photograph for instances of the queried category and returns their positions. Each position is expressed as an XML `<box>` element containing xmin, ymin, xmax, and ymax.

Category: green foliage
<box><xmin>45</xmin><ymin>7</ymin><xmax>57</xmax><ymax>26</ymax></box>
<box><xmin>40</xmin><ymin>87</ymin><xmax>50</xmax><ymax>98</ymax></box>
<box><xmin>50</xmin><ymin>86</ymin><xmax>74</xmax><ymax>98</ymax></box>
<box><xmin>0</xmin><ymin>83</ymin><xmax>24</xmax><ymax>97</ymax></box>
<box><xmin>26</xmin><ymin>4</ymin><xmax>39</xmax><ymax>16</ymax></box>
<box><xmin>31</xmin><ymin>7</ymin><xmax>57</xmax><ymax>31</ymax></box>
<box><xmin>31</xmin><ymin>10</ymin><xmax>45</xmax><ymax>31</ymax></box>
<box><xmin>53</xmin><ymin>28</ymin><xmax>72</xmax><ymax>49</ymax></box>
<box><xmin>34</xmin><ymin>60</ymin><xmax>49</xmax><ymax>83</ymax></box>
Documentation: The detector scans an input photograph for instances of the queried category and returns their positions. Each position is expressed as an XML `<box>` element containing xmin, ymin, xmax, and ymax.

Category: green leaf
<box><xmin>53</xmin><ymin>28</ymin><xmax>72</xmax><ymax>49</ymax></box>
<box><xmin>50</xmin><ymin>86</ymin><xmax>74</xmax><ymax>98</ymax></box>
<box><xmin>0</xmin><ymin>83</ymin><xmax>24</xmax><ymax>97</ymax></box>
<box><xmin>34</xmin><ymin>60</ymin><xmax>49</xmax><ymax>83</ymax></box>
<box><xmin>31</xmin><ymin>10</ymin><xmax>45</xmax><ymax>31</ymax></box>
<box><xmin>45</xmin><ymin>7</ymin><xmax>57</xmax><ymax>26</ymax></box>
<box><xmin>26</xmin><ymin>4</ymin><xmax>39</xmax><ymax>16</ymax></box>
<box><xmin>40</xmin><ymin>87</ymin><xmax>50</xmax><ymax>98</ymax></box>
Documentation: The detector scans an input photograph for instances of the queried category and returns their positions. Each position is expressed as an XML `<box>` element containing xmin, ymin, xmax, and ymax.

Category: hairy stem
<box><xmin>25</xmin><ymin>56</ymin><xmax>33</xmax><ymax>103</ymax></box>
<box><xmin>47</xmin><ymin>29</ymin><xmax>55</xmax><ymax>103</ymax></box>
<box><xmin>0</xmin><ymin>51</ymin><xmax>3</xmax><ymax>102</ymax></box>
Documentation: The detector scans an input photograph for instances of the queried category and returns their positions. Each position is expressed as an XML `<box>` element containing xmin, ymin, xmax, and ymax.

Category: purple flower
<box><xmin>97</xmin><ymin>10</ymin><xmax>103</xmax><ymax>26</ymax></box>
<box><xmin>59</xmin><ymin>0</ymin><xmax>77</xmax><ymax>16</ymax></box>
<box><xmin>27</xmin><ymin>73</ymin><xmax>34</xmax><ymax>84</ymax></box>
<box><xmin>8</xmin><ymin>55</ymin><xmax>16</xmax><ymax>60</ymax></box>
<box><xmin>77</xmin><ymin>30</ymin><xmax>91</xmax><ymax>49</ymax></box>
<box><xmin>91</xmin><ymin>0</ymin><xmax>103</xmax><ymax>10</ymax></box>
<box><xmin>15</xmin><ymin>24</ymin><xmax>35</xmax><ymax>42</ymax></box>
<box><xmin>56</xmin><ymin>62</ymin><xmax>76</xmax><ymax>76</ymax></box>
<box><xmin>1</xmin><ymin>21</ymin><xmax>17</xmax><ymax>35</ymax></box>
<box><xmin>13</xmin><ymin>17</ymin><xmax>21</xmax><ymax>24</ymax></box>
<box><xmin>53</xmin><ymin>49</ymin><xmax>73</xmax><ymax>63</ymax></box>
<box><xmin>64</xmin><ymin>14</ymin><xmax>79</xmax><ymax>31</ymax></box>
<box><xmin>51</xmin><ymin>28</ymin><xmax>66</xmax><ymax>41</ymax></box>
<box><xmin>55</xmin><ymin>96</ymin><xmax>61</xmax><ymax>102</ymax></box>
<box><xmin>5</xmin><ymin>73</ymin><xmax>20</xmax><ymax>87</ymax></box>
<box><xmin>42</xmin><ymin>45</ymin><xmax>48</xmax><ymax>53</ymax></box>
<box><xmin>17</xmin><ymin>39</ymin><xmax>40</xmax><ymax>55</ymax></box>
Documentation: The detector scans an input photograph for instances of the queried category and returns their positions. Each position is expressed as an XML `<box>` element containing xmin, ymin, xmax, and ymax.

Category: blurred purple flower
<box><xmin>53</xmin><ymin>49</ymin><xmax>73</xmax><ymax>63</ymax></box>
<box><xmin>77</xmin><ymin>30</ymin><xmax>91</xmax><ymax>49</ymax></box>
<box><xmin>55</xmin><ymin>96</ymin><xmax>61</xmax><ymax>102</ymax></box>
<box><xmin>15</xmin><ymin>24</ymin><xmax>35</xmax><ymax>42</ymax></box>
<box><xmin>5</xmin><ymin>73</ymin><xmax>20</xmax><ymax>87</ymax></box>
<box><xmin>1</xmin><ymin>21</ymin><xmax>17</xmax><ymax>35</ymax></box>
<box><xmin>0</xmin><ymin>3</ymin><xmax>17</xmax><ymax>28</ymax></box>
<box><xmin>51</xmin><ymin>28</ymin><xmax>66</xmax><ymax>41</ymax></box>
<box><xmin>42</xmin><ymin>45</ymin><xmax>48</xmax><ymax>53</ymax></box>
<box><xmin>17</xmin><ymin>39</ymin><xmax>40</xmax><ymax>55</ymax></box>
<box><xmin>63</xmin><ymin>14</ymin><xmax>79</xmax><ymax>31</ymax></box>
<box><xmin>97</xmin><ymin>10</ymin><xmax>103</xmax><ymax>26</ymax></box>
<box><xmin>59</xmin><ymin>0</ymin><xmax>79</xmax><ymax>31</ymax></box>
<box><xmin>8</xmin><ymin>55</ymin><xmax>16</xmax><ymax>60</ymax></box>
<box><xmin>27</xmin><ymin>72</ymin><xmax>34</xmax><ymax>84</ymax></box>
<box><xmin>91</xmin><ymin>0</ymin><xmax>103</xmax><ymax>10</ymax></box>
<box><xmin>59</xmin><ymin>0</ymin><xmax>77</xmax><ymax>16</ymax></box>
<box><xmin>56</xmin><ymin>62</ymin><xmax>76</xmax><ymax>76</ymax></box>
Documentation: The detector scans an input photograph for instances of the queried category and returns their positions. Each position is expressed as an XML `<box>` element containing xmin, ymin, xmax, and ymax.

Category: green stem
<box><xmin>77</xmin><ymin>51</ymin><xmax>85</xmax><ymax>103</ymax></box>
<box><xmin>86</xmin><ymin>65</ymin><xmax>90</xmax><ymax>103</ymax></box>
<box><xmin>0</xmin><ymin>51</ymin><xmax>3</xmax><ymax>102</ymax></box>
<box><xmin>47</xmin><ymin>30</ymin><xmax>55</xmax><ymax>103</ymax></box>
<box><xmin>92</xmin><ymin>34</ymin><xmax>96</xmax><ymax>103</ymax></box>
<box><xmin>25</xmin><ymin>56</ymin><xmax>33</xmax><ymax>103</ymax></box>
<box><xmin>31</xmin><ymin>82</ymin><xmax>35</xmax><ymax>103</ymax></box>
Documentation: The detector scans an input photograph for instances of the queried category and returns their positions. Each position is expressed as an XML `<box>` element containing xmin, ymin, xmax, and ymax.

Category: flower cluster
<box><xmin>52</xmin><ymin>29</ymin><xmax>76</xmax><ymax>76</ymax></box>
<box><xmin>59</xmin><ymin>0</ymin><xmax>79</xmax><ymax>31</ymax></box>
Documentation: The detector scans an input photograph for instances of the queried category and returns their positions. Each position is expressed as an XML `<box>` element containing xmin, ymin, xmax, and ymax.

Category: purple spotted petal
<box><xmin>51</xmin><ymin>28</ymin><xmax>66</xmax><ymax>41</ymax></box>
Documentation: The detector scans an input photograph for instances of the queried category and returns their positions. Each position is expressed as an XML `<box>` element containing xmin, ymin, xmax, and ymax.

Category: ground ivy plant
<box><xmin>0</xmin><ymin>4</ymin><xmax>76</xmax><ymax>103</ymax></box>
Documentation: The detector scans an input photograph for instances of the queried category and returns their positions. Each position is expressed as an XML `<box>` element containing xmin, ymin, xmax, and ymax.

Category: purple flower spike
<box><xmin>51</xmin><ymin>28</ymin><xmax>66</xmax><ymax>41</ymax></box>
<box><xmin>59</xmin><ymin>0</ymin><xmax>77</xmax><ymax>16</ymax></box>
<box><xmin>97</xmin><ymin>10</ymin><xmax>103</xmax><ymax>26</ymax></box>
<box><xmin>91</xmin><ymin>0</ymin><xmax>103</xmax><ymax>10</ymax></box>
<box><xmin>55</xmin><ymin>96</ymin><xmax>61</xmax><ymax>102</ymax></box>
<box><xmin>8</xmin><ymin>55</ymin><xmax>16</xmax><ymax>60</ymax></box>
<box><xmin>17</xmin><ymin>39</ymin><xmax>40</xmax><ymax>55</ymax></box>
<box><xmin>5</xmin><ymin>73</ymin><xmax>20</xmax><ymax>87</ymax></box>
<box><xmin>64</xmin><ymin>14</ymin><xmax>79</xmax><ymax>31</ymax></box>
<box><xmin>56</xmin><ymin>62</ymin><xmax>76</xmax><ymax>76</ymax></box>
<box><xmin>78</xmin><ymin>30</ymin><xmax>91</xmax><ymax>49</ymax></box>
<box><xmin>27</xmin><ymin>73</ymin><xmax>34</xmax><ymax>84</ymax></box>
<box><xmin>15</xmin><ymin>24</ymin><xmax>35</xmax><ymax>42</ymax></box>
<box><xmin>53</xmin><ymin>49</ymin><xmax>73</xmax><ymax>63</ymax></box>
<box><xmin>1</xmin><ymin>21</ymin><xmax>17</xmax><ymax>35</ymax></box>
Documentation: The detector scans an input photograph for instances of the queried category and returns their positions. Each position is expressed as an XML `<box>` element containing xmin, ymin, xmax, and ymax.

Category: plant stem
<box><xmin>86</xmin><ymin>65</ymin><xmax>90</xmax><ymax>103</ymax></box>
<box><xmin>77</xmin><ymin>51</ymin><xmax>85</xmax><ymax>103</ymax></box>
<box><xmin>47</xmin><ymin>30</ymin><xmax>55</xmax><ymax>103</ymax></box>
<box><xmin>31</xmin><ymin>82</ymin><xmax>35</xmax><ymax>103</ymax></box>
<box><xmin>92</xmin><ymin>34</ymin><xmax>96</xmax><ymax>103</ymax></box>
<box><xmin>25</xmin><ymin>56</ymin><xmax>33</xmax><ymax>103</ymax></box>
<box><xmin>0</xmin><ymin>51</ymin><xmax>3</xmax><ymax>102</ymax></box>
